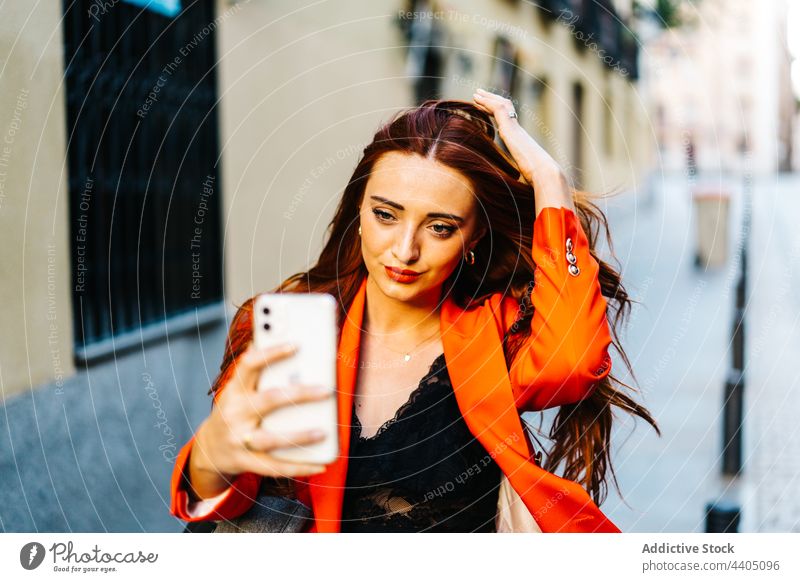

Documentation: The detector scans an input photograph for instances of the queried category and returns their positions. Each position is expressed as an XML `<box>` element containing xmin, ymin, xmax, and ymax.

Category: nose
<box><xmin>392</xmin><ymin>224</ymin><xmax>420</xmax><ymax>265</ymax></box>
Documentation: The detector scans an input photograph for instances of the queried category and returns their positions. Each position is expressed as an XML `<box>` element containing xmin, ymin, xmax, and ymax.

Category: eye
<box><xmin>430</xmin><ymin>223</ymin><xmax>457</xmax><ymax>238</ymax></box>
<box><xmin>372</xmin><ymin>208</ymin><xmax>394</xmax><ymax>222</ymax></box>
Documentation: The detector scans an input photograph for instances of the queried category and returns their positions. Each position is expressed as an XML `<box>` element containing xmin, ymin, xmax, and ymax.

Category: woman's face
<box><xmin>358</xmin><ymin>151</ymin><xmax>486</xmax><ymax>305</ymax></box>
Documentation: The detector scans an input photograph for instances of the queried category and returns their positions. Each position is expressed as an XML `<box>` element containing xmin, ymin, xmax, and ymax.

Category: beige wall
<box><xmin>0</xmin><ymin>1</ymin><xmax>73</xmax><ymax>399</ymax></box>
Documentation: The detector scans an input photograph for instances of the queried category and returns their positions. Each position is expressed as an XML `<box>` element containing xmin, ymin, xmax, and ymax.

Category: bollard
<box><xmin>722</xmin><ymin>369</ymin><xmax>744</xmax><ymax>476</ymax></box>
<box><xmin>731</xmin><ymin>308</ymin><xmax>746</xmax><ymax>372</ymax></box>
<box><xmin>705</xmin><ymin>501</ymin><xmax>740</xmax><ymax>533</ymax></box>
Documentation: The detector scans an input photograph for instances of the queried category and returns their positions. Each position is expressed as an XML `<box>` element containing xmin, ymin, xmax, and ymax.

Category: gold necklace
<box><xmin>370</xmin><ymin>326</ymin><xmax>441</xmax><ymax>362</ymax></box>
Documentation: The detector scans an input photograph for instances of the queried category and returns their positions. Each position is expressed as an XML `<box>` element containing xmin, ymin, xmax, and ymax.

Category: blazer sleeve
<box><xmin>169</xmin><ymin>353</ymin><xmax>263</xmax><ymax>523</ymax></box>
<box><xmin>494</xmin><ymin>205</ymin><xmax>613</xmax><ymax>411</ymax></box>
<box><xmin>169</xmin><ymin>433</ymin><xmax>262</xmax><ymax>522</ymax></box>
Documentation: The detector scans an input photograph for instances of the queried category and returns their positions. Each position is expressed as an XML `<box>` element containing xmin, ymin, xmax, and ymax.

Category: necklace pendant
<box><xmin>404</xmin><ymin>353</ymin><xmax>411</xmax><ymax>362</ymax></box>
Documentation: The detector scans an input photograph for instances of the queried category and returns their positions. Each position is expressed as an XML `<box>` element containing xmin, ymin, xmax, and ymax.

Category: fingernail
<box><xmin>309</xmin><ymin>429</ymin><xmax>326</xmax><ymax>438</ymax></box>
<box><xmin>309</xmin><ymin>385</ymin><xmax>329</xmax><ymax>395</ymax></box>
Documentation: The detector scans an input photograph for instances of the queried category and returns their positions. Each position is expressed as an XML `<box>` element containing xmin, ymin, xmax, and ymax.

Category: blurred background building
<box><xmin>644</xmin><ymin>0</ymin><xmax>794</xmax><ymax>176</ymax></box>
<box><xmin>0</xmin><ymin>0</ymin><xmax>797</xmax><ymax>533</ymax></box>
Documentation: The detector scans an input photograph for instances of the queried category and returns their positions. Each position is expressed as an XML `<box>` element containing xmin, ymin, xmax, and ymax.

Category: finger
<box><xmin>234</xmin><ymin>343</ymin><xmax>298</xmax><ymax>392</ymax></box>
<box><xmin>242</xmin><ymin>454</ymin><xmax>328</xmax><ymax>477</ymax></box>
<box><xmin>478</xmin><ymin>87</ymin><xmax>512</xmax><ymax>105</ymax></box>
<box><xmin>270</xmin><ymin>461</ymin><xmax>328</xmax><ymax>477</ymax></box>
<box><xmin>474</xmin><ymin>89</ymin><xmax>515</xmax><ymax>117</ymax></box>
<box><xmin>473</xmin><ymin>93</ymin><xmax>503</xmax><ymax>117</ymax></box>
<box><xmin>476</xmin><ymin>87</ymin><xmax>497</xmax><ymax>98</ymax></box>
<box><xmin>474</xmin><ymin>88</ymin><xmax>503</xmax><ymax>104</ymax></box>
<box><xmin>472</xmin><ymin>91</ymin><xmax>489</xmax><ymax>105</ymax></box>
<box><xmin>251</xmin><ymin>383</ymin><xmax>331</xmax><ymax>416</ymax></box>
<box><xmin>471</xmin><ymin>97</ymin><xmax>490</xmax><ymax>112</ymax></box>
<box><xmin>244</xmin><ymin>427</ymin><xmax>327</xmax><ymax>452</ymax></box>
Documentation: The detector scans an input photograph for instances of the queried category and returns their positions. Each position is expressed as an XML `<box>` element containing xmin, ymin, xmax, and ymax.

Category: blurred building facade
<box><xmin>0</xmin><ymin>0</ymin><xmax>649</xmax><ymax>531</ymax></box>
<box><xmin>644</xmin><ymin>0</ymin><xmax>794</xmax><ymax>176</ymax></box>
<box><xmin>398</xmin><ymin>0</ymin><xmax>649</xmax><ymax>195</ymax></box>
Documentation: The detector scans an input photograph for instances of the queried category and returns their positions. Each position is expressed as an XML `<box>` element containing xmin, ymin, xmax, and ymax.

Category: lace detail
<box><xmin>342</xmin><ymin>352</ymin><xmax>502</xmax><ymax>532</ymax></box>
<box><xmin>353</xmin><ymin>352</ymin><xmax>446</xmax><ymax>441</ymax></box>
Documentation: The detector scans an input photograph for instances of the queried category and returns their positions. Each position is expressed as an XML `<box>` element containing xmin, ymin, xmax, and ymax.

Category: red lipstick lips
<box><xmin>384</xmin><ymin>266</ymin><xmax>421</xmax><ymax>283</ymax></box>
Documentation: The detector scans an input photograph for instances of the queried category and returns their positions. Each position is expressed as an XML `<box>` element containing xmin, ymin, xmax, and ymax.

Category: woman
<box><xmin>169</xmin><ymin>89</ymin><xmax>659</xmax><ymax>533</ymax></box>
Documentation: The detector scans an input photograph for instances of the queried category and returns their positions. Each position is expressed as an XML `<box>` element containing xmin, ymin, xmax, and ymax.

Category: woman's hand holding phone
<box><xmin>189</xmin><ymin>342</ymin><xmax>330</xmax><ymax>498</ymax></box>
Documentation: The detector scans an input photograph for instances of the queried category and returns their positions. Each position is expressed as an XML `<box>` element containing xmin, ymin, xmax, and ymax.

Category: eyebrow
<box><xmin>369</xmin><ymin>195</ymin><xmax>465</xmax><ymax>223</ymax></box>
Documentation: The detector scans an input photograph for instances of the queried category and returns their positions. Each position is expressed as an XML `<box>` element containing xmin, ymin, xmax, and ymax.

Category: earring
<box><xmin>358</xmin><ymin>225</ymin><xmax>362</xmax><ymax>236</ymax></box>
<box><xmin>465</xmin><ymin>249</ymin><xmax>475</xmax><ymax>265</ymax></box>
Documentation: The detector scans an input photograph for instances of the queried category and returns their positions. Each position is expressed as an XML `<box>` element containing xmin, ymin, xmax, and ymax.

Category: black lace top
<box><xmin>340</xmin><ymin>352</ymin><xmax>502</xmax><ymax>532</ymax></box>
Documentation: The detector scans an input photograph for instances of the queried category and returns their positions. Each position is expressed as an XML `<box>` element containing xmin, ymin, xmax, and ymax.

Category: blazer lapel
<box><xmin>442</xmin><ymin>295</ymin><xmax>620</xmax><ymax>533</ymax></box>
<box><xmin>306</xmin><ymin>275</ymin><xmax>367</xmax><ymax>532</ymax></box>
<box><xmin>440</xmin><ymin>295</ymin><xmax>538</xmax><ymax>491</ymax></box>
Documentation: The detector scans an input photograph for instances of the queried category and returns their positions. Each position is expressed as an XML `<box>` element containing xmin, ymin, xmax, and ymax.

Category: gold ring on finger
<box><xmin>242</xmin><ymin>431</ymin><xmax>256</xmax><ymax>451</ymax></box>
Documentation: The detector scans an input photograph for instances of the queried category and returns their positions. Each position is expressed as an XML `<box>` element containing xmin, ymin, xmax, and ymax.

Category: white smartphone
<box><xmin>252</xmin><ymin>292</ymin><xmax>339</xmax><ymax>464</ymax></box>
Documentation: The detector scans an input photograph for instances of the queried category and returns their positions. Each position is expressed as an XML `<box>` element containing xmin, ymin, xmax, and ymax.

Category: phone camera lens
<box><xmin>262</xmin><ymin>307</ymin><xmax>270</xmax><ymax>315</ymax></box>
<box><xmin>263</xmin><ymin>323</ymin><xmax>270</xmax><ymax>330</ymax></box>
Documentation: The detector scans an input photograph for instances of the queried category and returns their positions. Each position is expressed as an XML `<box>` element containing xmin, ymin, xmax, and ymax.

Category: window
<box><xmin>400</xmin><ymin>0</ymin><xmax>446</xmax><ymax>104</ymax></box>
<box><xmin>571</xmin><ymin>81</ymin><xmax>585</xmax><ymax>188</ymax></box>
<box><xmin>488</xmin><ymin>36</ymin><xmax>519</xmax><ymax>99</ymax></box>
<box><xmin>604</xmin><ymin>75</ymin><xmax>614</xmax><ymax>156</ymax></box>
<box><xmin>530</xmin><ymin>76</ymin><xmax>551</xmax><ymax>146</ymax></box>
<box><xmin>62</xmin><ymin>0</ymin><xmax>224</xmax><ymax>361</ymax></box>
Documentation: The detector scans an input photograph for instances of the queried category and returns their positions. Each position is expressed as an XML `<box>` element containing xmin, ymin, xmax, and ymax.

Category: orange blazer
<box><xmin>170</xmin><ymin>206</ymin><xmax>619</xmax><ymax>533</ymax></box>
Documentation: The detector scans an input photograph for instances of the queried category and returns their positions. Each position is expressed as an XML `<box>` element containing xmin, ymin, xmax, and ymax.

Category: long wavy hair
<box><xmin>209</xmin><ymin>99</ymin><xmax>660</xmax><ymax>505</ymax></box>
